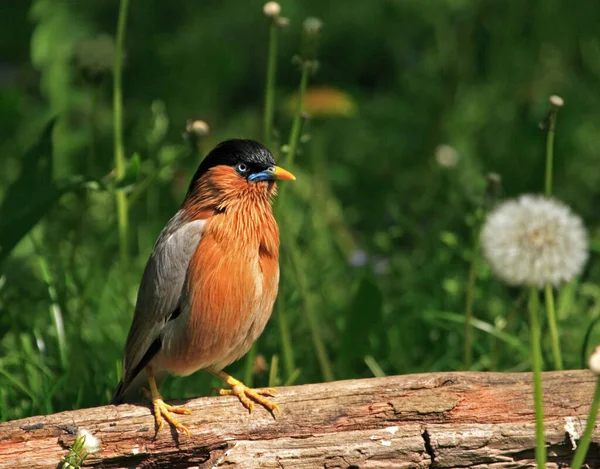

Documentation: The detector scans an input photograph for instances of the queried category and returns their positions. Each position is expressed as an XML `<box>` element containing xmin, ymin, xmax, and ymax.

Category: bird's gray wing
<box><xmin>112</xmin><ymin>211</ymin><xmax>206</xmax><ymax>403</ymax></box>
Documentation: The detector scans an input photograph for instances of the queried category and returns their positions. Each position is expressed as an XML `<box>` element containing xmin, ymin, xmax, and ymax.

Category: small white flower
<box><xmin>303</xmin><ymin>17</ymin><xmax>323</xmax><ymax>35</ymax></box>
<box><xmin>76</xmin><ymin>429</ymin><xmax>101</xmax><ymax>454</ymax></box>
<box><xmin>263</xmin><ymin>2</ymin><xmax>281</xmax><ymax>18</ymax></box>
<box><xmin>349</xmin><ymin>249</ymin><xmax>368</xmax><ymax>267</ymax></box>
<box><xmin>373</xmin><ymin>257</ymin><xmax>389</xmax><ymax>275</ymax></box>
<box><xmin>186</xmin><ymin>119</ymin><xmax>210</xmax><ymax>137</ymax></box>
<box><xmin>589</xmin><ymin>346</ymin><xmax>600</xmax><ymax>375</ymax></box>
<box><xmin>481</xmin><ymin>194</ymin><xmax>588</xmax><ymax>288</ymax></box>
<box><xmin>550</xmin><ymin>95</ymin><xmax>564</xmax><ymax>108</ymax></box>
<box><xmin>434</xmin><ymin>144</ymin><xmax>459</xmax><ymax>168</ymax></box>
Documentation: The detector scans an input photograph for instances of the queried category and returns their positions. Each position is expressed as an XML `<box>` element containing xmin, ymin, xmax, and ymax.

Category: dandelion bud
<box><xmin>589</xmin><ymin>346</ymin><xmax>600</xmax><ymax>375</ymax></box>
<box><xmin>277</xmin><ymin>17</ymin><xmax>290</xmax><ymax>28</ymax></box>
<box><xmin>549</xmin><ymin>95</ymin><xmax>564</xmax><ymax>108</ymax></box>
<box><xmin>303</xmin><ymin>17</ymin><xmax>323</xmax><ymax>35</ymax></box>
<box><xmin>75</xmin><ymin>34</ymin><xmax>116</xmax><ymax>84</ymax></box>
<box><xmin>484</xmin><ymin>172</ymin><xmax>502</xmax><ymax>207</ymax></box>
<box><xmin>185</xmin><ymin>119</ymin><xmax>210</xmax><ymax>137</ymax></box>
<box><xmin>300</xmin><ymin>17</ymin><xmax>323</xmax><ymax>63</ymax></box>
<box><xmin>540</xmin><ymin>95</ymin><xmax>565</xmax><ymax>130</ymax></box>
<box><xmin>434</xmin><ymin>144</ymin><xmax>459</xmax><ymax>168</ymax></box>
<box><xmin>252</xmin><ymin>354</ymin><xmax>269</xmax><ymax>375</ymax></box>
<box><xmin>263</xmin><ymin>2</ymin><xmax>281</xmax><ymax>18</ymax></box>
<box><xmin>481</xmin><ymin>195</ymin><xmax>588</xmax><ymax>288</ymax></box>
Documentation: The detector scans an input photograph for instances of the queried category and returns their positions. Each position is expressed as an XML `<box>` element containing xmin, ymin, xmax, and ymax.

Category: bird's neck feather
<box><xmin>180</xmin><ymin>168</ymin><xmax>279</xmax><ymax>258</ymax></box>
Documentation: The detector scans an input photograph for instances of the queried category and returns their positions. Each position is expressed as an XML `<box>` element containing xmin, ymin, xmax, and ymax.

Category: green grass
<box><xmin>1</xmin><ymin>0</ymin><xmax>600</xmax><ymax>438</ymax></box>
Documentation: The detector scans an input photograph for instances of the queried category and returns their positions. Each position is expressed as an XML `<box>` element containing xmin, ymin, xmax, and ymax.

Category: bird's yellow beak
<box><xmin>248</xmin><ymin>165</ymin><xmax>296</xmax><ymax>182</ymax></box>
<box><xmin>271</xmin><ymin>165</ymin><xmax>296</xmax><ymax>181</ymax></box>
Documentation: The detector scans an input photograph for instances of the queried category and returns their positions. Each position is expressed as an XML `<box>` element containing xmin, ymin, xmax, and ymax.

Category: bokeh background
<box><xmin>2</xmin><ymin>0</ymin><xmax>600</xmax><ymax>421</ymax></box>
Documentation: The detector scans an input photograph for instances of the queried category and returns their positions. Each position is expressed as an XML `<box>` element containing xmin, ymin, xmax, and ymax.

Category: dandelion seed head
<box><xmin>481</xmin><ymin>195</ymin><xmax>588</xmax><ymax>288</ymax></box>
<box><xmin>76</xmin><ymin>429</ymin><xmax>101</xmax><ymax>454</ymax></box>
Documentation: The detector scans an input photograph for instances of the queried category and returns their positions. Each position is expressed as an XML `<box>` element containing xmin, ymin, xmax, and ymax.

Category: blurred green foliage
<box><xmin>1</xmin><ymin>0</ymin><xmax>600</xmax><ymax>421</ymax></box>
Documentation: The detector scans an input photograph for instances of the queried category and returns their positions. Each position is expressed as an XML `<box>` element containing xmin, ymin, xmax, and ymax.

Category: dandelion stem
<box><xmin>528</xmin><ymin>286</ymin><xmax>547</xmax><ymax>468</ymax></box>
<box><xmin>277</xmin><ymin>299</ymin><xmax>296</xmax><ymax>379</ymax></box>
<box><xmin>542</xmin><ymin>96</ymin><xmax>564</xmax><ymax>372</ymax></box>
<box><xmin>282</xmin><ymin>228</ymin><xmax>334</xmax><ymax>382</ymax></box>
<box><xmin>284</xmin><ymin>63</ymin><xmax>310</xmax><ymax>168</ymax></box>
<box><xmin>263</xmin><ymin>21</ymin><xmax>279</xmax><ymax>148</ymax></box>
<box><xmin>545</xmin><ymin>283</ymin><xmax>563</xmax><ymax>370</ymax></box>
<box><xmin>463</xmin><ymin>224</ymin><xmax>481</xmax><ymax>369</ymax></box>
<box><xmin>113</xmin><ymin>0</ymin><xmax>130</xmax><ymax>265</ymax></box>
<box><xmin>544</xmin><ymin>100</ymin><xmax>559</xmax><ymax>197</ymax></box>
<box><xmin>571</xmin><ymin>376</ymin><xmax>600</xmax><ymax>469</ymax></box>
<box><xmin>273</xmin><ymin>57</ymin><xmax>313</xmax><ymax>380</ymax></box>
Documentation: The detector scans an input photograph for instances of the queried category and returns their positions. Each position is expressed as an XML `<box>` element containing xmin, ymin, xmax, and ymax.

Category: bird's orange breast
<box><xmin>158</xmin><ymin>193</ymin><xmax>280</xmax><ymax>376</ymax></box>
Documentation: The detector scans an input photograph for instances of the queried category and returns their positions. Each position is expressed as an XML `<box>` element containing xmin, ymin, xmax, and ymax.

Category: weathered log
<box><xmin>0</xmin><ymin>370</ymin><xmax>598</xmax><ymax>468</ymax></box>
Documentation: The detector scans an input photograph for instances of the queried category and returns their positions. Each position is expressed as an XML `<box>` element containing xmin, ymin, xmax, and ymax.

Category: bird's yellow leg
<box><xmin>209</xmin><ymin>369</ymin><xmax>280</xmax><ymax>417</ymax></box>
<box><xmin>142</xmin><ymin>366</ymin><xmax>191</xmax><ymax>436</ymax></box>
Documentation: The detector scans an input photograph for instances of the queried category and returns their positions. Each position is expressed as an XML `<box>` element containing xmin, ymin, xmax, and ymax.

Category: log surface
<box><xmin>0</xmin><ymin>370</ymin><xmax>598</xmax><ymax>468</ymax></box>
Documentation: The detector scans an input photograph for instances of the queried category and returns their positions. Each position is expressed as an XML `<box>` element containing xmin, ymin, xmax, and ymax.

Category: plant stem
<box><xmin>243</xmin><ymin>343</ymin><xmax>257</xmax><ymax>387</ymax></box>
<box><xmin>88</xmin><ymin>85</ymin><xmax>99</xmax><ymax>176</ymax></box>
<box><xmin>38</xmin><ymin>256</ymin><xmax>68</xmax><ymax>370</ymax></box>
<box><xmin>113</xmin><ymin>0</ymin><xmax>130</xmax><ymax>265</ymax></box>
<box><xmin>277</xmin><ymin>299</ymin><xmax>295</xmax><ymax>378</ymax></box>
<box><xmin>571</xmin><ymin>376</ymin><xmax>600</xmax><ymax>469</ymax></box>
<box><xmin>544</xmin><ymin>105</ymin><xmax>558</xmax><ymax>197</ymax></box>
<box><xmin>272</xmin><ymin>60</ymin><xmax>312</xmax><ymax>381</ymax></box>
<box><xmin>263</xmin><ymin>21</ymin><xmax>278</xmax><ymax>148</ymax></box>
<box><xmin>542</xmin><ymin>99</ymin><xmax>563</xmax><ymax>373</ymax></box>
<box><xmin>464</xmin><ymin>226</ymin><xmax>481</xmax><ymax>369</ymax></box>
<box><xmin>282</xmin><ymin>229</ymin><xmax>334</xmax><ymax>382</ymax></box>
<box><xmin>268</xmin><ymin>354</ymin><xmax>279</xmax><ymax>387</ymax></box>
<box><xmin>545</xmin><ymin>283</ymin><xmax>563</xmax><ymax>370</ymax></box>
<box><xmin>284</xmin><ymin>63</ymin><xmax>310</xmax><ymax>168</ymax></box>
<box><xmin>528</xmin><ymin>286</ymin><xmax>547</xmax><ymax>468</ymax></box>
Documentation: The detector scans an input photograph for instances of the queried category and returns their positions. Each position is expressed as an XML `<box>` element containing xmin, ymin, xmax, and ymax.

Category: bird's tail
<box><xmin>111</xmin><ymin>371</ymin><xmax>146</xmax><ymax>404</ymax></box>
<box><xmin>111</xmin><ymin>368</ymin><xmax>167</xmax><ymax>404</ymax></box>
<box><xmin>111</xmin><ymin>380</ymin><xmax>126</xmax><ymax>405</ymax></box>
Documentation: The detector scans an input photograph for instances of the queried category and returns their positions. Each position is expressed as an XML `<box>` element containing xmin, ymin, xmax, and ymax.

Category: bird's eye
<box><xmin>236</xmin><ymin>163</ymin><xmax>249</xmax><ymax>174</ymax></box>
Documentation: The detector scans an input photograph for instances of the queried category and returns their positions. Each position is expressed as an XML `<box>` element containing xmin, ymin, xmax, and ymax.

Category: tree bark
<box><xmin>0</xmin><ymin>370</ymin><xmax>598</xmax><ymax>468</ymax></box>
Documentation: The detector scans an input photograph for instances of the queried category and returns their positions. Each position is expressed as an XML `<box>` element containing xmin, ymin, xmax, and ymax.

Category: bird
<box><xmin>112</xmin><ymin>139</ymin><xmax>295</xmax><ymax>436</ymax></box>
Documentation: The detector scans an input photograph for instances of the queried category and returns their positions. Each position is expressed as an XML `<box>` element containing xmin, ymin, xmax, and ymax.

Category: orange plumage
<box><xmin>112</xmin><ymin>139</ymin><xmax>295</xmax><ymax>436</ymax></box>
<box><xmin>158</xmin><ymin>165</ymin><xmax>280</xmax><ymax>374</ymax></box>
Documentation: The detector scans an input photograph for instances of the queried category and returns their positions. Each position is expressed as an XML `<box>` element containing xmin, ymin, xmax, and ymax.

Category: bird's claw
<box><xmin>142</xmin><ymin>386</ymin><xmax>191</xmax><ymax>436</ymax></box>
<box><xmin>214</xmin><ymin>384</ymin><xmax>280</xmax><ymax>417</ymax></box>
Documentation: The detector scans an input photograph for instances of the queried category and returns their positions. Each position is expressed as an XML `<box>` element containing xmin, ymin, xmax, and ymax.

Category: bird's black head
<box><xmin>188</xmin><ymin>139</ymin><xmax>295</xmax><ymax>192</ymax></box>
<box><xmin>193</xmin><ymin>139</ymin><xmax>275</xmax><ymax>180</ymax></box>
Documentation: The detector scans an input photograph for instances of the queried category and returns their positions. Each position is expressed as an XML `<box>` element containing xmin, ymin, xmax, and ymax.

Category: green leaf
<box><xmin>339</xmin><ymin>278</ymin><xmax>383</xmax><ymax>374</ymax></box>
<box><xmin>424</xmin><ymin>310</ymin><xmax>529</xmax><ymax>355</ymax></box>
<box><xmin>124</xmin><ymin>152</ymin><xmax>142</xmax><ymax>184</ymax></box>
<box><xmin>0</xmin><ymin>120</ymin><xmax>60</xmax><ymax>266</ymax></box>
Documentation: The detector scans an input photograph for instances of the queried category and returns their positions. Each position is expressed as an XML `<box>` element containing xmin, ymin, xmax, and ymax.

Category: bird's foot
<box><xmin>211</xmin><ymin>377</ymin><xmax>280</xmax><ymax>417</ymax></box>
<box><xmin>142</xmin><ymin>387</ymin><xmax>191</xmax><ymax>436</ymax></box>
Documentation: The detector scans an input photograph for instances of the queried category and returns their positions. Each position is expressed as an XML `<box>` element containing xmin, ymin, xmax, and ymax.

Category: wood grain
<box><xmin>0</xmin><ymin>371</ymin><xmax>598</xmax><ymax>468</ymax></box>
